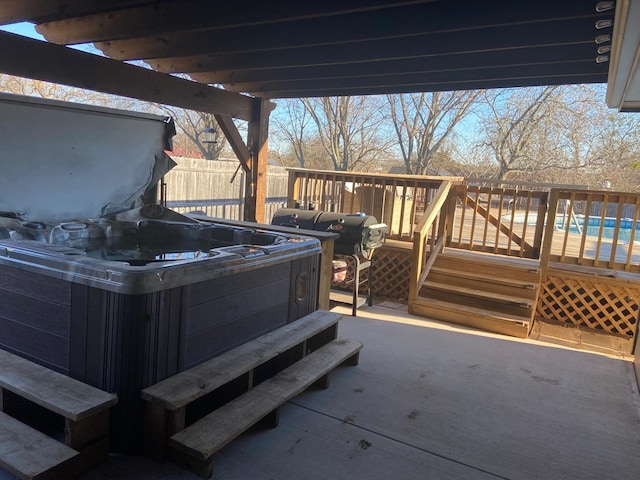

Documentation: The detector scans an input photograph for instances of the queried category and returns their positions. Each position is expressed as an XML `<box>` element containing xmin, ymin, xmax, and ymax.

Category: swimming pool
<box><xmin>505</xmin><ymin>213</ymin><xmax>640</xmax><ymax>243</ymax></box>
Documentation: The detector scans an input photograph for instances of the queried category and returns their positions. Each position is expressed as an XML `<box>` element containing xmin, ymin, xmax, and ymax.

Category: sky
<box><xmin>0</xmin><ymin>21</ymin><xmax>42</xmax><ymax>39</ymax></box>
<box><xmin>0</xmin><ymin>21</ymin><xmax>96</xmax><ymax>53</ymax></box>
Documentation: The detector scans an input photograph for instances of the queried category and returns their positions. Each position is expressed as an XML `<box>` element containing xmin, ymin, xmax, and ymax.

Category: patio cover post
<box><xmin>245</xmin><ymin>98</ymin><xmax>273</xmax><ymax>223</ymax></box>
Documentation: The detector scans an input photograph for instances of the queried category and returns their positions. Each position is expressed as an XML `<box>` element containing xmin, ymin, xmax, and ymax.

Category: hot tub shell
<box><xmin>0</xmin><ymin>93</ymin><xmax>320</xmax><ymax>450</ymax></box>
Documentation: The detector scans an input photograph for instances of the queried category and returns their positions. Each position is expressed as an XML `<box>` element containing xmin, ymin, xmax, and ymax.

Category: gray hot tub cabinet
<box><xmin>0</xmin><ymin>93</ymin><xmax>320</xmax><ymax>451</ymax></box>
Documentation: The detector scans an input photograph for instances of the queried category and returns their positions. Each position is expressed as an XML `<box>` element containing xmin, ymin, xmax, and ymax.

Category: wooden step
<box><xmin>429</xmin><ymin>265</ymin><xmax>537</xmax><ymax>290</ymax></box>
<box><xmin>0</xmin><ymin>349</ymin><xmax>117</xmax><ymax>423</ymax></box>
<box><xmin>422</xmin><ymin>281</ymin><xmax>534</xmax><ymax>308</ymax></box>
<box><xmin>142</xmin><ymin>310</ymin><xmax>345</xmax><ymax>461</ymax></box>
<box><xmin>426</xmin><ymin>270</ymin><xmax>538</xmax><ymax>300</ymax></box>
<box><xmin>168</xmin><ymin>337</ymin><xmax>363</xmax><ymax>478</ymax></box>
<box><xmin>439</xmin><ymin>248</ymin><xmax>541</xmax><ymax>271</ymax></box>
<box><xmin>142</xmin><ymin>310</ymin><xmax>343</xmax><ymax>412</ymax></box>
<box><xmin>0</xmin><ymin>411</ymin><xmax>79</xmax><ymax>480</ymax></box>
<box><xmin>434</xmin><ymin>252</ymin><xmax>540</xmax><ymax>283</ymax></box>
<box><xmin>411</xmin><ymin>297</ymin><xmax>531</xmax><ymax>338</ymax></box>
<box><xmin>418</xmin><ymin>286</ymin><xmax>533</xmax><ymax>318</ymax></box>
<box><xmin>0</xmin><ymin>348</ymin><xmax>117</xmax><ymax>474</ymax></box>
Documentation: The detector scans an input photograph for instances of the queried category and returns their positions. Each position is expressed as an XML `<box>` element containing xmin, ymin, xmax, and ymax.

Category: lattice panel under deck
<box><xmin>537</xmin><ymin>276</ymin><xmax>640</xmax><ymax>337</ymax></box>
<box><xmin>371</xmin><ymin>248</ymin><xmax>412</xmax><ymax>300</ymax></box>
<box><xmin>331</xmin><ymin>248</ymin><xmax>411</xmax><ymax>301</ymax></box>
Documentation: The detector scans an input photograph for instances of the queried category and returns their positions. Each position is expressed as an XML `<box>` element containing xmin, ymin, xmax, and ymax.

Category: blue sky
<box><xmin>0</xmin><ymin>22</ymin><xmax>43</xmax><ymax>39</ymax></box>
<box><xmin>0</xmin><ymin>21</ymin><xmax>95</xmax><ymax>53</ymax></box>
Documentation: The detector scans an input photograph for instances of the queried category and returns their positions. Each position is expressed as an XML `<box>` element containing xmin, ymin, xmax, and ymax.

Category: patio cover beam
<box><xmin>0</xmin><ymin>30</ymin><xmax>255</xmax><ymax>121</ymax></box>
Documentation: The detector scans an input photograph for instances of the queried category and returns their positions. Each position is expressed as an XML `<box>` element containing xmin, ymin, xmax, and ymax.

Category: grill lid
<box><xmin>271</xmin><ymin>208</ymin><xmax>387</xmax><ymax>255</ymax></box>
<box><xmin>0</xmin><ymin>93</ymin><xmax>176</xmax><ymax>222</ymax></box>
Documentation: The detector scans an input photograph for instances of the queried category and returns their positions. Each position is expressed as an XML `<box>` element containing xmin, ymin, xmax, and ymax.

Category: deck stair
<box><xmin>412</xmin><ymin>250</ymin><xmax>541</xmax><ymax>338</ymax></box>
<box><xmin>0</xmin><ymin>348</ymin><xmax>118</xmax><ymax>480</ymax></box>
<box><xmin>141</xmin><ymin>309</ymin><xmax>362</xmax><ymax>479</ymax></box>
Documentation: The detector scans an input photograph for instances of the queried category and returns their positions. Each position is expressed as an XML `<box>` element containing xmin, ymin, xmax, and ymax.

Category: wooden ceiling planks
<box><xmin>33</xmin><ymin>0</ymin><xmax>434</xmax><ymax>45</ymax></box>
<box><xmin>0</xmin><ymin>0</ymin><xmax>613</xmax><ymax>98</ymax></box>
<box><xmin>187</xmin><ymin>44</ymin><xmax>599</xmax><ymax>87</ymax></box>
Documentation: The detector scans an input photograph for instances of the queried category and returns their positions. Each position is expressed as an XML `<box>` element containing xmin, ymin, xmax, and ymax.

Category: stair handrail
<box><xmin>409</xmin><ymin>180</ymin><xmax>452</xmax><ymax>303</ymax></box>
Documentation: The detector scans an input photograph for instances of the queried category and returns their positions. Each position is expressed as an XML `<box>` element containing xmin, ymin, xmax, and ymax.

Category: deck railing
<box><xmin>286</xmin><ymin>168</ymin><xmax>640</xmax><ymax>278</ymax></box>
<box><xmin>541</xmin><ymin>189</ymin><xmax>640</xmax><ymax>275</ymax></box>
<box><xmin>286</xmin><ymin>168</ymin><xmax>463</xmax><ymax>240</ymax></box>
<box><xmin>408</xmin><ymin>180</ymin><xmax>453</xmax><ymax>304</ymax></box>
<box><xmin>448</xmin><ymin>185</ymin><xmax>548</xmax><ymax>259</ymax></box>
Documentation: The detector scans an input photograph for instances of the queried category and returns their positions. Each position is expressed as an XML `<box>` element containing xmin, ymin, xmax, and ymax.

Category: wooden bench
<box><xmin>0</xmin><ymin>349</ymin><xmax>118</xmax><ymax>480</ymax></box>
<box><xmin>141</xmin><ymin>309</ymin><xmax>362</xmax><ymax>478</ymax></box>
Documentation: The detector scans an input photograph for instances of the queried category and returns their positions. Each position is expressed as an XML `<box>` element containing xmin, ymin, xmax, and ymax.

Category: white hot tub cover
<box><xmin>0</xmin><ymin>93</ymin><xmax>176</xmax><ymax>221</ymax></box>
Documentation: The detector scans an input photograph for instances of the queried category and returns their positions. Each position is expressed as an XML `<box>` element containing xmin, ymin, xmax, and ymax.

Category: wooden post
<box><xmin>532</xmin><ymin>191</ymin><xmax>549</xmax><ymax>260</ymax></box>
<box><xmin>445</xmin><ymin>186</ymin><xmax>459</xmax><ymax>247</ymax></box>
<box><xmin>540</xmin><ymin>189</ymin><xmax>559</xmax><ymax>281</ymax></box>
<box><xmin>317</xmin><ymin>237</ymin><xmax>336</xmax><ymax>310</ymax></box>
<box><xmin>246</xmin><ymin>99</ymin><xmax>272</xmax><ymax>223</ymax></box>
<box><xmin>287</xmin><ymin>170</ymin><xmax>298</xmax><ymax>208</ymax></box>
<box><xmin>408</xmin><ymin>229</ymin><xmax>425</xmax><ymax>310</ymax></box>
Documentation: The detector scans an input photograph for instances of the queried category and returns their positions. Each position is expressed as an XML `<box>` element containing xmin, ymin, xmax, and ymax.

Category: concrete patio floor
<box><xmin>6</xmin><ymin>302</ymin><xmax>640</xmax><ymax>480</ymax></box>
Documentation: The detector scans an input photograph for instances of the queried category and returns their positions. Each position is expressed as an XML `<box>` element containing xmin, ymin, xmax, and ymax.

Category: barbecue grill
<box><xmin>272</xmin><ymin>208</ymin><xmax>387</xmax><ymax>315</ymax></box>
<box><xmin>271</xmin><ymin>208</ymin><xmax>387</xmax><ymax>256</ymax></box>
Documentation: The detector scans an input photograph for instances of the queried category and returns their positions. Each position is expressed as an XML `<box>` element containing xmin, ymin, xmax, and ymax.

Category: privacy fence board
<box><xmin>164</xmin><ymin>157</ymin><xmax>288</xmax><ymax>221</ymax></box>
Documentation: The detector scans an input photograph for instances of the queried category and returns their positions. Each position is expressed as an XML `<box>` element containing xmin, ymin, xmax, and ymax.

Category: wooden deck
<box><xmin>383</xmin><ymin>210</ymin><xmax>640</xmax><ymax>266</ymax></box>
<box><xmin>449</xmin><ymin>206</ymin><xmax>640</xmax><ymax>266</ymax></box>
<box><xmin>375</xmin><ymin>204</ymin><xmax>640</xmax><ymax>343</ymax></box>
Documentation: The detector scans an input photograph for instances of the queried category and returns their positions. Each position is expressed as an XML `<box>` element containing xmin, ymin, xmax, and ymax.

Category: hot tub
<box><xmin>0</xmin><ymin>94</ymin><xmax>320</xmax><ymax>451</ymax></box>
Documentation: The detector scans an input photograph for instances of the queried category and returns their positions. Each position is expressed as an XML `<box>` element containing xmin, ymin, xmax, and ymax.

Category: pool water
<box><xmin>506</xmin><ymin>213</ymin><xmax>640</xmax><ymax>243</ymax></box>
<box><xmin>566</xmin><ymin>225</ymin><xmax>640</xmax><ymax>243</ymax></box>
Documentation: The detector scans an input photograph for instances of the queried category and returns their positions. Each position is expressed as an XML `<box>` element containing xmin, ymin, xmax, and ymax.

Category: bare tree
<box><xmin>593</xmin><ymin>111</ymin><xmax>640</xmax><ymax>192</ymax></box>
<box><xmin>477</xmin><ymin>86</ymin><xmax>610</xmax><ymax>181</ymax></box>
<box><xmin>0</xmin><ymin>73</ymin><xmax>137</xmax><ymax>109</ymax></box>
<box><xmin>271</xmin><ymin>99</ymin><xmax>313</xmax><ymax>167</ymax></box>
<box><xmin>300</xmin><ymin>96</ymin><xmax>391</xmax><ymax>171</ymax></box>
<box><xmin>478</xmin><ymin>85</ymin><xmax>640</xmax><ymax>187</ymax></box>
<box><xmin>273</xmin><ymin>136</ymin><xmax>335</xmax><ymax>170</ymax></box>
<box><xmin>387</xmin><ymin>91</ymin><xmax>481</xmax><ymax>175</ymax></box>
<box><xmin>155</xmin><ymin>106</ymin><xmax>226</xmax><ymax>160</ymax></box>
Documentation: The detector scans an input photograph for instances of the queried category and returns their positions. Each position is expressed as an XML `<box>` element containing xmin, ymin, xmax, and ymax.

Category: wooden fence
<box><xmin>162</xmin><ymin>163</ymin><xmax>640</xmax><ymax>340</ymax></box>
<box><xmin>162</xmin><ymin>157</ymin><xmax>288</xmax><ymax>221</ymax></box>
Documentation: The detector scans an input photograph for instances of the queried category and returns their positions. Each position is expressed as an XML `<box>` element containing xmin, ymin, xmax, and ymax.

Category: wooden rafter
<box><xmin>0</xmin><ymin>0</ymin><xmax>145</xmax><ymax>25</ymax></box>
<box><xmin>33</xmin><ymin>0</ymin><xmax>436</xmax><ymax>45</ymax></box>
<box><xmin>214</xmin><ymin>114</ymin><xmax>251</xmax><ymax>177</ymax></box>
<box><xmin>0</xmin><ymin>30</ymin><xmax>255</xmax><ymax>121</ymax></box>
